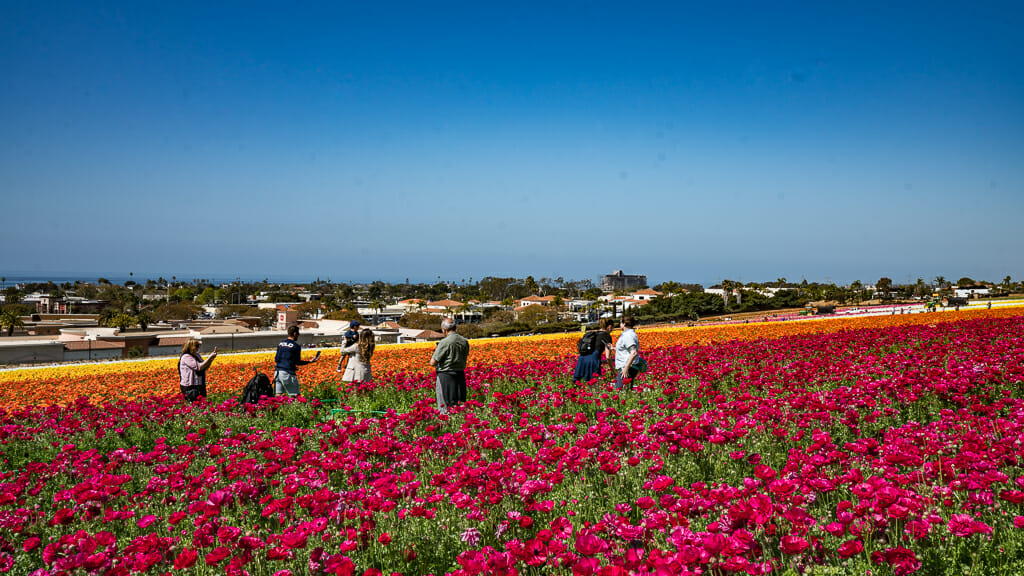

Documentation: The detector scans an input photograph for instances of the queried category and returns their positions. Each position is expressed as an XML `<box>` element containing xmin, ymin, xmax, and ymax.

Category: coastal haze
<box><xmin>1</xmin><ymin>2</ymin><xmax>1022</xmax><ymax>285</ymax></box>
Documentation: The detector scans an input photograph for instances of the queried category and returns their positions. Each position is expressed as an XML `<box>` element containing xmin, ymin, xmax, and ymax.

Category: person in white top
<box><xmin>614</xmin><ymin>315</ymin><xmax>640</xmax><ymax>390</ymax></box>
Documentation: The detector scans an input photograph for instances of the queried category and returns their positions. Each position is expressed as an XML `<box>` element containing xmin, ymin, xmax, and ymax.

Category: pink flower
<box><xmin>23</xmin><ymin>537</ymin><xmax>41</xmax><ymax>552</ymax></box>
<box><xmin>267</xmin><ymin>547</ymin><xmax>294</xmax><ymax>561</ymax></box>
<box><xmin>137</xmin><ymin>514</ymin><xmax>157</xmax><ymax>528</ymax></box>
<box><xmin>575</xmin><ymin>530</ymin><xmax>606</xmax><ymax>556</ymax></box>
<box><xmin>780</xmin><ymin>535</ymin><xmax>810</xmax><ymax>555</ymax></box>
<box><xmin>572</xmin><ymin>557</ymin><xmax>600</xmax><ymax>576</ymax></box>
<box><xmin>205</xmin><ymin>547</ymin><xmax>230</xmax><ymax>565</ymax></box>
<box><xmin>905</xmin><ymin>520</ymin><xmax>930</xmax><ymax>540</ymax></box>
<box><xmin>948</xmin><ymin>514</ymin><xmax>976</xmax><ymax>537</ymax></box>
<box><xmin>173</xmin><ymin>549</ymin><xmax>198</xmax><ymax>570</ymax></box>
<box><xmin>837</xmin><ymin>539</ymin><xmax>863</xmax><ymax>558</ymax></box>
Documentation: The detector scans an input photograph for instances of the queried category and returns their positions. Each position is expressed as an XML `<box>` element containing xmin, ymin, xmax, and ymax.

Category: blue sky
<box><xmin>2</xmin><ymin>1</ymin><xmax>1022</xmax><ymax>287</ymax></box>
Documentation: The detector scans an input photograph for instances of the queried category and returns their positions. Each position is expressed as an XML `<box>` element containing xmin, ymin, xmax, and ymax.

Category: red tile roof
<box><xmin>427</xmin><ymin>299</ymin><xmax>464</xmax><ymax>308</ymax></box>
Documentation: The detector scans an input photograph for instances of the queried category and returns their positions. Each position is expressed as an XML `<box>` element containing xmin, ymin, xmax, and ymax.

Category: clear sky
<box><xmin>2</xmin><ymin>1</ymin><xmax>1022</xmax><ymax>287</ymax></box>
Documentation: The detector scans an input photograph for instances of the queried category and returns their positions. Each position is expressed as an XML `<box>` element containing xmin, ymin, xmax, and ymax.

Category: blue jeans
<box><xmin>615</xmin><ymin>366</ymin><xmax>639</xmax><ymax>390</ymax></box>
<box><xmin>274</xmin><ymin>371</ymin><xmax>300</xmax><ymax>396</ymax></box>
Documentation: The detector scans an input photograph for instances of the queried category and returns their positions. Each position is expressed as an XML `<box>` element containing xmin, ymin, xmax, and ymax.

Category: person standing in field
<box><xmin>430</xmin><ymin>317</ymin><xmax>469</xmax><ymax>413</ymax></box>
<box><xmin>179</xmin><ymin>338</ymin><xmax>217</xmax><ymax>402</ymax></box>
<box><xmin>614</xmin><ymin>315</ymin><xmax>640</xmax><ymax>390</ymax></box>
<box><xmin>274</xmin><ymin>325</ymin><xmax>320</xmax><ymax>397</ymax></box>
<box><xmin>573</xmin><ymin>318</ymin><xmax>615</xmax><ymax>384</ymax></box>
<box><xmin>338</xmin><ymin>328</ymin><xmax>375</xmax><ymax>383</ymax></box>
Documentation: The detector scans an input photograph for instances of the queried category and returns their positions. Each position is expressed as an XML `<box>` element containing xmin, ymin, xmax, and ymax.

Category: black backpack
<box><xmin>577</xmin><ymin>331</ymin><xmax>601</xmax><ymax>356</ymax></box>
<box><xmin>240</xmin><ymin>369</ymin><xmax>274</xmax><ymax>405</ymax></box>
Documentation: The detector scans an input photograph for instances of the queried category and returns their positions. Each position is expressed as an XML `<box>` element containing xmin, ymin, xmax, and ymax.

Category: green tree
<box><xmin>172</xmin><ymin>287</ymin><xmax>196</xmax><ymax>302</ymax></box>
<box><xmin>524</xmin><ymin>276</ymin><xmax>539</xmax><ymax>295</ymax></box>
<box><xmin>654</xmin><ymin>281</ymin><xmax>685</xmax><ymax>294</ymax></box>
<box><xmin>398</xmin><ymin>312</ymin><xmax>442</xmax><ymax>331</ymax></box>
<box><xmin>4</xmin><ymin>287</ymin><xmax>21</xmax><ymax>306</ymax></box>
<box><xmin>0</xmin><ymin>309</ymin><xmax>25</xmax><ymax>336</ymax></box>
<box><xmin>136</xmin><ymin>311</ymin><xmax>153</xmax><ymax>331</ymax></box>
<box><xmin>197</xmin><ymin>287</ymin><xmax>217</xmax><ymax>305</ymax></box>
<box><xmin>325</xmin><ymin>308</ymin><xmax>365</xmax><ymax>324</ymax></box>
<box><xmin>720</xmin><ymin>280</ymin><xmax>734</xmax><ymax>309</ymax></box>
<box><xmin>153</xmin><ymin>303</ymin><xmax>202</xmax><ymax>321</ymax></box>
<box><xmin>456</xmin><ymin>301</ymin><xmax>474</xmax><ymax>324</ymax></box>
<box><xmin>370</xmin><ymin>299</ymin><xmax>387</xmax><ymax>322</ymax></box>
<box><xmin>876</xmin><ymin>277</ymin><xmax>894</xmax><ymax>300</ymax></box>
<box><xmin>106</xmin><ymin>311</ymin><xmax>137</xmax><ymax>332</ymax></box>
<box><xmin>518</xmin><ymin>305</ymin><xmax>558</xmax><ymax>326</ymax></box>
<box><xmin>914</xmin><ymin>278</ymin><xmax>929</xmax><ymax>298</ymax></box>
<box><xmin>957</xmin><ymin>277</ymin><xmax>975</xmax><ymax>287</ymax></box>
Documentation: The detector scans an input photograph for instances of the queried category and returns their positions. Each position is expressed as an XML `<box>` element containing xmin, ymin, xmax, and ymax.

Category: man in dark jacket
<box><xmin>274</xmin><ymin>325</ymin><xmax>320</xmax><ymax>396</ymax></box>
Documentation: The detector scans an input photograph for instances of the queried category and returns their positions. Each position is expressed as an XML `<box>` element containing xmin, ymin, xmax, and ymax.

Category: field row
<box><xmin>1</xmin><ymin>306</ymin><xmax>1022</xmax><ymax>411</ymax></box>
<box><xmin>2</xmin><ymin>312</ymin><xmax>1024</xmax><ymax>574</ymax></box>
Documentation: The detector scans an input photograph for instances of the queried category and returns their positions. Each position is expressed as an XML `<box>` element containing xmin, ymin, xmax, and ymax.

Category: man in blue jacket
<box><xmin>274</xmin><ymin>325</ymin><xmax>321</xmax><ymax>397</ymax></box>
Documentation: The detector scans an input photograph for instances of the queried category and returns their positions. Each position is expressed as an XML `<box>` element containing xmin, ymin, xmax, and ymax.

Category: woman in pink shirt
<box><xmin>179</xmin><ymin>338</ymin><xmax>218</xmax><ymax>402</ymax></box>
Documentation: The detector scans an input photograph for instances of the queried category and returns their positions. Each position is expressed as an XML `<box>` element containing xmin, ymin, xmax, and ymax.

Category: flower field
<box><xmin>2</xmin><ymin>307</ymin><xmax>1024</xmax><ymax>575</ymax></box>
<box><xmin>1</xmin><ymin>307</ymin><xmax>1022</xmax><ymax>411</ymax></box>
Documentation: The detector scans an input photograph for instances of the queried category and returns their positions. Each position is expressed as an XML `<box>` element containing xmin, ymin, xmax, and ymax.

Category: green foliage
<box><xmin>172</xmin><ymin>287</ymin><xmax>196</xmax><ymax>302</ymax></box>
<box><xmin>197</xmin><ymin>286</ymin><xmax>217</xmax><ymax>304</ymax></box>
<box><xmin>3</xmin><ymin>287</ymin><xmax>21</xmax><ymax>305</ymax></box>
<box><xmin>0</xmin><ymin>309</ymin><xmax>25</xmax><ymax>336</ymax></box>
<box><xmin>635</xmin><ymin>292</ymin><xmax>726</xmax><ymax>321</ymax></box>
<box><xmin>325</xmin><ymin>308</ymin><xmax>365</xmax><ymax>323</ymax></box>
<box><xmin>516</xmin><ymin>304</ymin><xmax>558</xmax><ymax>325</ymax></box>
<box><xmin>215</xmin><ymin>305</ymin><xmax>250</xmax><ymax>319</ymax></box>
<box><xmin>399</xmin><ymin>312</ymin><xmax>441</xmax><ymax>331</ymax></box>
<box><xmin>153</xmin><ymin>303</ymin><xmax>203</xmax><ymax>321</ymax></box>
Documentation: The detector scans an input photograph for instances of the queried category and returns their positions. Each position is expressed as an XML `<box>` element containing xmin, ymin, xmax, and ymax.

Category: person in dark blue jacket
<box><xmin>274</xmin><ymin>325</ymin><xmax>320</xmax><ymax>397</ymax></box>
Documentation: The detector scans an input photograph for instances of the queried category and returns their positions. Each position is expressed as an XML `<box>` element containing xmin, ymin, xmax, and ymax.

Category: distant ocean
<box><xmin>0</xmin><ymin>273</ymin><xmax>320</xmax><ymax>286</ymax></box>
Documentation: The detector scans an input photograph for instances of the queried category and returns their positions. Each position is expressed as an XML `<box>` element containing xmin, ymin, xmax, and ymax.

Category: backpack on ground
<box><xmin>577</xmin><ymin>331</ymin><xmax>601</xmax><ymax>356</ymax></box>
<box><xmin>240</xmin><ymin>369</ymin><xmax>274</xmax><ymax>405</ymax></box>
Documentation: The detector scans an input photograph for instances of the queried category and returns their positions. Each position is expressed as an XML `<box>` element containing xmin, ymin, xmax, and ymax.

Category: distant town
<box><xmin>0</xmin><ymin>271</ymin><xmax>1018</xmax><ymax>366</ymax></box>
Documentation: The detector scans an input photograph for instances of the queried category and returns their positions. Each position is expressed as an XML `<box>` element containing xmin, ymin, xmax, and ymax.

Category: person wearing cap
<box><xmin>344</xmin><ymin>321</ymin><xmax>361</xmax><ymax>347</ymax></box>
<box><xmin>273</xmin><ymin>325</ymin><xmax>320</xmax><ymax>397</ymax></box>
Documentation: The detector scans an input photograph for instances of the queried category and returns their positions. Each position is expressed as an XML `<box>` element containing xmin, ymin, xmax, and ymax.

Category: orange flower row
<box><xmin>1</xmin><ymin>306</ymin><xmax>1021</xmax><ymax>411</ymax></box>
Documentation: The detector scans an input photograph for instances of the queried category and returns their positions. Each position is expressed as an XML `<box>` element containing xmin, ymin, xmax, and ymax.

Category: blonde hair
<box><xmin>181</xmin><ymin>338</ymin><xmax>200</xmax><ymax>355</ymax></box>
<box><xmin>358</xmin><ymin>329</ymin><xmax>375</xmax><ymax>363</ymax></box>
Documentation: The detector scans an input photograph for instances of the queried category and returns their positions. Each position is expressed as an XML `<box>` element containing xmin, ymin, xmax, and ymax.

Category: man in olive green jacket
<box><xmin>429</xmin><ymin>318</ymin><xmax>469</xmax><ymax>413</ymax></box>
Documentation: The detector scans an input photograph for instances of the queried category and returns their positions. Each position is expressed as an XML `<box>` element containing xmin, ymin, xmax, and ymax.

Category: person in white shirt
<box><xmin>614</xmin><ymin>315</ymin><xmax>640</xmax><ymax>390</ymax></box>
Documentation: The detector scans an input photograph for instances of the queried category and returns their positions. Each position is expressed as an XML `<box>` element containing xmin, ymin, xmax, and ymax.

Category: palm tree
<box><xmin>136</xmin><ymin>311</ymin><xmax>153</xmax><ymax>332</ymax></box>
<box><xmin>850</xmin><ymin>280</ymin><xmax>863</xmax><ymax>305</ymax></box>
<box><xmin>551</xmin><ymin>295</ymin><xmax>565</xmax><ymax>320</ymax></box>
<box><xmin>370</xmin><ymin>299</ymin><xmax>386</xmax><ymax>324</ymax></box>
<box><xmin>0</xmin><ymin>309</ymin><xmax>24</xmax><ymax>336</ymax></box>
<box><xmin>721</xmin><ymin>280</ymin><xmax>734</xmax><ymax>309</ymax></box>
<box><xmin>456</xmin><ymin>302</ymin><xmax>474</xmax><ymax>324</ymax></box>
